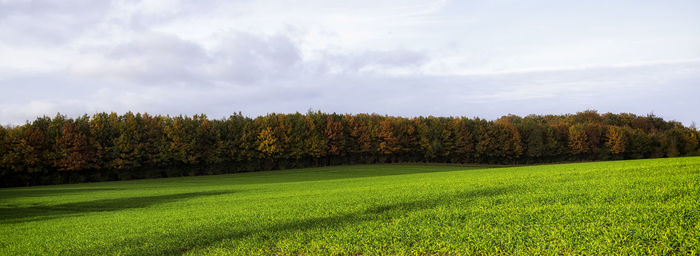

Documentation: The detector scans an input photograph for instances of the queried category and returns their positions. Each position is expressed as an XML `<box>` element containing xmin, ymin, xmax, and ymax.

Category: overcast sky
<box><xmin>1</xmin><ymin>0</ymin><xmax>699</xmax><ymax>126</ymax></box>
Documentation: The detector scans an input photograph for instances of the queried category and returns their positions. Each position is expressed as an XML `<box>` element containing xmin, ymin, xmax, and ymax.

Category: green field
<box><xmin>1</xmin><ymin>158</ymin><xmax>699</xmax><ymax>255</ymax></box>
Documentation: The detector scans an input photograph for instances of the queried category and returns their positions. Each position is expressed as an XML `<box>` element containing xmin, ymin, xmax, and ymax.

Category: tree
<box><xmin>543</xmin><ymin>125</ymin><xmax>566</xmax><ymax>161</ymax></box>
<box><xmin>605</xmin><ymin>126</ymin><xmax>627</xmax><ymax>155</ymax></box>
<box><xmin>377</xmin><ymin>119</ymin><xmax>399</xmax><ymax>157</ymax></box>
<box><xmin>0</xmin><ymin>125</ymin><xmax>13</xmax><ymax>186</ymax></box>
<box><xmin>525</xmin><ymin>125</ymin><xmax>545</xmax><ymax>161</ymax></box>
<box><xmin>475</xmin><ymin>121</ymin><xmax>497</xmax><ymax>163</ymax></box>
<box><xmin>3</xmin><ymin>110</ymin><xmax>700</xmax><ymax>187</ymax></box>
<box><xmin>495</xmin><ymin>119</ymin><xmax>524</xmax><ymax>163</ymax></box>
<box><xmin>257</xmin><ymin>127</ymin><xmax>279</xmax><ymax>157</ymax></box>
<box><xmin>684</xmin><ymin>131</ymin><xmax>699</xmax><ymax>156</ymax></box>
<box><xmin>90</xmin><ymin>113</ymin><xmax>119</xmax><ymax>169</ymax></box>
<box><xmin>568</xmin><ymin>125</ymin><xmax>589</xmax><ymax>156</ymax></box>
<box><xmin>325</xmin><ymin>115</ymin><xmax>345</xmax><ymax>156</ymax></box>
<box><xmin>54</xmin><ymin>119</ymin><xmax>97</xmax><ymax>171</ymax></box>
<box><xmin>164</xmin><ymin>116</ymin><xmax>198</xmax><ymax>165</ymax></box>
<box><xmin>0</xmin><ymin>126</ymin><xmax>8</xmax><ymax>172</ymax></box>
<box><xmin>626</xmin><ymin>127</ymin><xmax>652</xmax><ymax>159</ymax></box>
<box><xmin>395</xmin><ymin>117</ymin><xmax>419</xmax><ymax>161</ymax></box>
<box><xmin>220</xmin><ymin>113</ymin><xmax>251</xmax><ymax>163</ymax></box>
<box><xmin>140</xmin><ymin>113</ymin><xmax>168</xmax><ymax>167</ymax></box>
<box><xmin>347</xmin><ymin>115</ymin><xmax>371</xmax><ymax>162</ymax></box>
<box><xmin>439</xmin><ymin>118</ymin><xmax>457</xmax><ymax>162</ymax></box>
<box><xmin>3</xmin><ymin>127</ymin><xmax>42</xmax><ymax>174</ymax></box>
<box><xmin>112</xmin><ymin>112</ymin><xmax>143</xmax><ymax>170</ymax></box>
<box><xmin>195</xmin><ymin>114</ymin><xmax>223</xmax><ymax>165</ymax></box>
<box><xmin>661</xmin><ymin>128</ymin><xmax>685</xmax><ymax>157</ymax></box>
<box><xmin>283</xmin><ymin>113</ymin><xmax>310</xmax><ymax>163</ymax></box>
<box><xmin>304</xmin><ymin>112</ymin><xmax>328</xmax><ymax>161</ymax></box>
<box><xmin>453</xmin><ymin>118</ymin><xmax>475</xmax><ymax>163</ymax></box>
<box><xmin>584</xmin><ymin>124</ymin><xmax>603</xmax><ymax>155</ymax></box>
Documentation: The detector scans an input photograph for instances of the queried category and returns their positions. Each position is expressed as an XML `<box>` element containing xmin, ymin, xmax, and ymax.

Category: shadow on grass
<box><xmin>0</xmin><ymin>190</ymin><xmax>235</xmax><ymax>224</ymax></box>
<box><xmin>0</xmin><ymin>188</ymin><xmax>124</xmax><ymax>201</ymax></box>
<box><xmin>217</xmin><ymin>165</ymin><xmax>494</xmax><ymax>186</ymax></box>
<box><xmin>85</xmin><ymin>186</ymin><xmax>513</xmax><ymax>255</ymax></box>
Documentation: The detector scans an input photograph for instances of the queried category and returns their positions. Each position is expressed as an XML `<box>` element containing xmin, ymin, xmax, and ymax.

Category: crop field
<box><xmin>1</xmin><ymin>157</ymin><xmax>699</xmax><ymax>255</ymax></box>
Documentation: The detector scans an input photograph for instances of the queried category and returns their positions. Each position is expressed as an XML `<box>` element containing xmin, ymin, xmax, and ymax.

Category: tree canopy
<box><xmin>1</xmin><ymin>110</ymin><xmax>698</xmax><ymax>187</ymax></box>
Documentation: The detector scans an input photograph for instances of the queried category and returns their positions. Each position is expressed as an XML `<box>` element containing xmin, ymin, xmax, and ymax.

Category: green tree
<box><xmin>164</xmin><ymin>116</ymin><xmax>198</xmax><ymax>165</ymax></box>
<box><xmin>195</xmin><ymin>114</ymin><xmax>223</xmax><ymax>165</ymax></box>
<box><xmin>526</xmin><ymin>125</ymin><xmax>545</xmax><ymax>161</ymax></box>
<box><xmin>453</xmin><ymin>118</ymin><xmax>475</xmax><ymax>163</ymax></box>
<box><xmin>140</xmin><ymin>113</ymin><xmax>169</xmax><ymax>167</ymax></box>
<box><xmin>89</xmin><ymin>113</ymin><xmax>119</xmax><ymax>169</ymax></box>
<box><xmin>626</xmin><ymin>127</ymin><xmax>652</xmax><ymax>159</ymax></box>
<box><xmin>112</xmin><ymin>112</ymin><xmax>143</xmax><ymax>170</ymax></box>
<box><xmin>304</xmin><ymin>112</ymin><xmax>328</xmax><ymax>161</ymax></box>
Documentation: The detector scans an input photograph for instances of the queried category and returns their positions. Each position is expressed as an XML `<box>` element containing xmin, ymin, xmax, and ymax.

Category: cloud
<box><xmin>320</xmin><ymin>49</ymin><xmax>428</xmax><ymax>75</ymax></box>
<box><xmin>211</xmin><ymin>32</ymin><xmax>303</xmax><ymax>84</ymax></box>
<box><xmin>5</xmin><ymin>57</ymin><xmax>697</xmax><ymax>126</ymax></box>
<box><xmin>0</xmin><ymin>0</ymin><xmax>111</xmax><ymax>46</ymax></box>
<box><xmin>0</xmin><ymin>0</ymin><xmax>699</xmax><ymax>127</ymax></box>
<box><xmin>71</xmin><ymin>33</ymin><xmax>210</xmax><ymax>85</ymax></box>
<box><xmin>68</xmin><ymin>30</ymin><xmax>430</xmax><ymax>87</ymax></box>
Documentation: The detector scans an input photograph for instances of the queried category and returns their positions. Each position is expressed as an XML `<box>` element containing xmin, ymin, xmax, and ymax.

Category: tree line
<box><xmin>1</xmin><ymin>110</ymin><xmax>698</xmax><ymax>187</ymax></box>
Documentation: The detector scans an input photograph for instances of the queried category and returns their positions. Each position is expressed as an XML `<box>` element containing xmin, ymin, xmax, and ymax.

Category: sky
<box><xmin>1</xmin><ymin>0</ymin><xmax>699</xmax><ymax>126</ymax></box>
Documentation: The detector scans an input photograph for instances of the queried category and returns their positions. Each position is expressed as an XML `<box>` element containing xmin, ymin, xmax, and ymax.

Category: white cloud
<box><xmin>0</xmin><ymin>0</ymin><xmax>699</xmax><ymax>126</ymax></box>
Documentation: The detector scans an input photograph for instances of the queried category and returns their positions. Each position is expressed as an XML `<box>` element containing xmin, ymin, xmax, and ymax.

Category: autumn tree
<box><xmin>2</xmin><ymin>127</ymin><xmax>42</xmax><ymax>174</ymax></box>
<box><xmin>568</xmin><ymin>124</ymin><xmax>589</xmax><ymax>156</ymax></box>
<box><xmin>661</xmin><ymin>128</ymin><xmax>686</xmax><ymax>157</ymax></box>
<box><xmin>495</xmin><ymin>118</ymin><xmax>524</xmax><ymax>163</ymax></box>
<box><xmin>584</xmin><ymin>124</ymin><xmax>603</xmax><ymax>156</ymax></box>
<box><xmin>325</xmin><ymin>115</ymin><xmax>345</xmax><ymax>157</ymax></box>
<box><xmin>684</xmin><ymin>131</ymin><xmax>699</xmax><ymax>156</ymax></box>
<box><xmin>605</xmin><ymin>126</ymin><xmax>627</xmax><ymax>155</ymax></box>
<box><xmin>0</xmin><ymin>126</ymin><xmax>7</xmax><ymax>171</ymax></box>
<box><xmin>257</xmin><ymin>127</ymin><xmax>279</xmax><ymax>157</ymax></box>
<box><xmin>3</xmin><ymin>110</ymin><xmax>700</xmax><ymax>187</ymax></box>
<box><xmin>475</xmin><ymin>120</ymin><xmax>497</xmax><ymax>163</ymax></box>
<box><xmin>377</xmin><ymin>119</ymin><xmax>400</xmax><ymax>161</ymax></box>
<box><xmin>0</xmin><ymin>125</ymin><xmax>10</xmax><ymax>186</ymax></box>
<box><xmin>54</xmin><ymin>118</ymin><xmax>97</xmax><ymax>171</ymax></box>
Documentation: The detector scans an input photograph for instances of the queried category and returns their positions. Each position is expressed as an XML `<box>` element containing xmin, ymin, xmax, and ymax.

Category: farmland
<box><xmin>1</xmin><ymin>157</ymin><xmax>699</xmax><ymax>255</ymax></box>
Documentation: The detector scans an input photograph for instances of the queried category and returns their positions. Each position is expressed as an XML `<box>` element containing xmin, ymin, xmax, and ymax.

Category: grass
<box><xmin>0</xmin><ymin>158</ymin><xmax>699</xmax><ymax>255</ymax></box>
